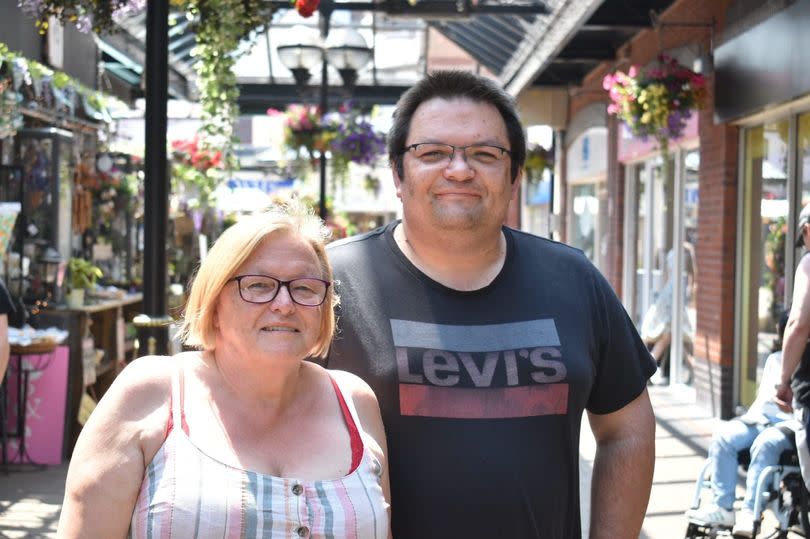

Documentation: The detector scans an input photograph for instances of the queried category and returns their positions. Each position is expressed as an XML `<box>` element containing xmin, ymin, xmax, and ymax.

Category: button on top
<box><xmin>296</xmin><ymin>526</ymin><xmax>309</xmax><ymax>537</ymax></box>
<box><xmin>291</xmin><ymin>484</ymin><xmax>303</xmax><ymax>496</ymax></box>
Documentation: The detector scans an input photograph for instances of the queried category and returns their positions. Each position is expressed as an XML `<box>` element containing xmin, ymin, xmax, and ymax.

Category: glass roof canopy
<box><xmin>234</xmin><ymin>9</ymin><xmax>428</xmax><ymax>89</ymax></box>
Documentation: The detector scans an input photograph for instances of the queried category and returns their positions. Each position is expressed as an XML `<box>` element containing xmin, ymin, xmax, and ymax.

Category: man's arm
<box><xmin>587</xmin><ymin>388</ymin><xmax>655</xmax><ymax>539</ymax></box>
<box><xmin>776</xmin><ymin>255</ymin><xmax>810</xmax><ymax>409</ymax></box>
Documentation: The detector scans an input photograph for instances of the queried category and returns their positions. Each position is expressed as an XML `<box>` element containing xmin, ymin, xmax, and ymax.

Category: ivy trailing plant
<box><xmin>183</xmin><ymin>0</ymin><xmax>267</xmax><ymax>169</ymax></box>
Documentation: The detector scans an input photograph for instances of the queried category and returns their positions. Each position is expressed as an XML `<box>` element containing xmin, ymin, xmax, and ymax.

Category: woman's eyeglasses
<box><xmin>229</xmin><ymin>275</ymin><xmax>331</xmax><ymax>306</ymax></box>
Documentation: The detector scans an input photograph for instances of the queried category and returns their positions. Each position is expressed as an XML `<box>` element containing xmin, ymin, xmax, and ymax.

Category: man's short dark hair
<box><xmin>388</xmin><ymin>70</ymin><xmax>527</xmax><ymax>183</ymax></box>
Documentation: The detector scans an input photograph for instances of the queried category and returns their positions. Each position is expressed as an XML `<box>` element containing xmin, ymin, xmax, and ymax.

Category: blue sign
<box><xmin>225</xmin><ymin>178</ymin><xmax>295</xmax><ymax>193</ymax></box>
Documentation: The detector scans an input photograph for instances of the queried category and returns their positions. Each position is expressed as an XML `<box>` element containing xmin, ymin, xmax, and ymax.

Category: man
<box><xmin>326</xmin><ymin>70</ymin><xmax>656</xmax><ymax>538</ymax></box>
<box><xmin>686</xmin><ymin>310</ymin><xmax>796</xmax><ymax>537</ymax></box>
<box><xmin>776</xmin><ymin>204</ymin><xmax>810</xmax><ymax>488</ymax></box>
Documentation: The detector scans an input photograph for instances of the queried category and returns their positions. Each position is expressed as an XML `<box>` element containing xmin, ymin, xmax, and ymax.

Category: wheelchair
<box><xmin>685</xmin><ymin>432</ymin><xmax>810</xmax><ymax>538</ymax></box>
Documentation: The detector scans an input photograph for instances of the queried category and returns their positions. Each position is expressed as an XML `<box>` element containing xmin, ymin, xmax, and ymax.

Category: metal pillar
<box><xmin>136</xmin><ymin>0</ymin><xmax>172</xmax><ymax>355</ymax></box>
<box><xmin>317</xmin><ymin>5</ymin><xmax>333</xmax><ymax>221</ymax></box>
<box><xmin>318</xmin><ymin>55</ymin><xmax>328</xmax><ymax>220</ymax></box>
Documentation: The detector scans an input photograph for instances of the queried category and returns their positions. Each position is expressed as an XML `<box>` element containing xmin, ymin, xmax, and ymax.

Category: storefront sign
<box><xmin>567</xmin><ymin>128</ymin><xmax>607</xmax><ymax>180</ymax></box>
<box><xmin>617</xmin><ymin>114</ymin><xmax>698</xmax><ymax>163</ymax></box>
<box><xmin>225</xmin><ymin>178</ymin><xmax>294</xmax><ymax>193</ymax></box>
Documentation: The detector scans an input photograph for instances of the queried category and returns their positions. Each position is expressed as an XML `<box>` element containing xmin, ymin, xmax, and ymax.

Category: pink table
<box><xmin>4</xmin><ymin>344</ymin><xmax>69</xmax><ymax>465</ymax></box>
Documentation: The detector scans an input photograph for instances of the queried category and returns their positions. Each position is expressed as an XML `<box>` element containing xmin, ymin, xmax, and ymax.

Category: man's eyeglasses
<box><xmin>229</xmin><ymin>275</ymin><xmax>331</xmax><ymax>307</ymax></box>
<box><xmin>401</xmin><ymin>143</ymin><xmax>512</xmax><ymax>167</ymax></box>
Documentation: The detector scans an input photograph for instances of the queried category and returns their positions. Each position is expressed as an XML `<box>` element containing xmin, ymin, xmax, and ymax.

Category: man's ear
<box><xmin>511</xmin><ymin>168</ymin><xmax>523</xmax><ymax>198</ymax></box>
<box><xmin>392</xmin><ymin>160</ymin><xmax>404</xmax><ymax>200</ymax></box>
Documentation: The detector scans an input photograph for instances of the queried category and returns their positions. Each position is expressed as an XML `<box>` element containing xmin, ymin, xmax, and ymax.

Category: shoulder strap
<box><xmin>168</xmin><ymin>356</ymin><xmax>190</xmax><ymax>436</ymax></box>
<box><xmin>328</xmin><ymin>372</ymin><xmax>364</xmax><ymax>473</ymax></box>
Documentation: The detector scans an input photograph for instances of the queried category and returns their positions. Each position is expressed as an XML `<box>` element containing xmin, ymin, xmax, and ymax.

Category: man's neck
<box><xmin>394</xmin><ymin>221</ymin><xmax>507</xmax><ymax>291</ymax></box>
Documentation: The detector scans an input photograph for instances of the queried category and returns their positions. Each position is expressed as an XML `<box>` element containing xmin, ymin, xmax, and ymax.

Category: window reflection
<box><xmin>740</xmin><ymin>120</ymin><xmax>789</xmax><ymax>405</ymax></box>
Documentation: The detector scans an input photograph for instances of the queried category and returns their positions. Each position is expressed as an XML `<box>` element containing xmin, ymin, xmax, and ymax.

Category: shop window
<box><xmin>739</xmin><ymin>120</ymin><xmax>790</xmax><ymax>405</ymax></box>
<box><xmin>800</xmin><ymin>112</ymin><xmax>810</xmax><ymax>208</ymax></box>
<box><xmin>631</xmin><ymin>152</ymin><xmax>697</xmax><ymax>386</ymax></box>
<box><xmin>570</xmin><ymin>184</ymin><xmax>597</xmax><ymax>263</ymax></box>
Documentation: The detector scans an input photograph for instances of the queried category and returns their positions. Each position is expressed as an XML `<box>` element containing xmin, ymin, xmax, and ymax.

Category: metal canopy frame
<box><xmin>100</xmin><ymin>0</ymin><xmax>550</xmax><ymax>105</ymax></box>
<box><xmin>519</xmin><ymin>0</ymin><xmax>678</xmax><ymax>88</ymax></box>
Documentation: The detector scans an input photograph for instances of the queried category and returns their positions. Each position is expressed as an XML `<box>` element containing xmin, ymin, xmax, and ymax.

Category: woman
<box><xmin>57</xmin><ymin>205</ymin><xmax>391</xmax><ymax>538</ymax></box>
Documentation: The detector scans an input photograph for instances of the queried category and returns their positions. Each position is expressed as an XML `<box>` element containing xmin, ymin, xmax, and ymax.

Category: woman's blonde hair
<box><xmin>178</xmin><ymin>202</ymin><xmax>337</xmax><ymax>358</ymax></box>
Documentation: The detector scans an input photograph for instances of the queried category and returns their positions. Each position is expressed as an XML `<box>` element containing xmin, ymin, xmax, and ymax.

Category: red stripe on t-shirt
<box><xmin>399</xmin><ymin>383</ymin><xmax>569</xmax><ymax>419</ymax></box>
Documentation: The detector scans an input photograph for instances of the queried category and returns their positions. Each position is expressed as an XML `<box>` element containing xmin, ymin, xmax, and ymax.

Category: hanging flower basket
<box><xmin>603</xmin><ymin>55</ymin><xmax>706</xmax><ymax>152</ymax></box>
<box><xmin>524</xmin><ymin>144</ymin><xmax>553</xmax><ymax>184</ymax></box>
<box><xmin>330</xmin><ymin>118</ymin><xmax>386</xmax><ymax>166</ymax></box>
<box><xmin>272</xmin><ymin>104</ymin><xmax>332</xmax><ymax>161</ymax></box>
<box><xmin>325</xmin><ymin>104</ymin><xmax>386</xmax><ymax>189</ymax></box>
<box><xmin>170</xmin><ymin>136</ymin><xmax>225</xmax><ymax>208</ymax></box>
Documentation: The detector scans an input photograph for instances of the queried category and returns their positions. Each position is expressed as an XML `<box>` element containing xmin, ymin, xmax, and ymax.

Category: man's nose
<box><xmin>444</xmin><ymin>149</ymin><xmax>474</xmax><ymax>179</ymax></box>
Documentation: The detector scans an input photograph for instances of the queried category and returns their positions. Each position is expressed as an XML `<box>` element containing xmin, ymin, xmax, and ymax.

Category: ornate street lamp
<box><xmin>276</xmin><ymin>26</ymin><xmax>322</xmax><ymax>87</ymax></box>
<box><xmin>325</xmin><ymin>28</ymin><xmax>374</xmax><ymax>90</ymax></box>
<box><xmin>277</xmin><ymin>24</ymin><xmax>372</xmax><ymax>220</ymax></box>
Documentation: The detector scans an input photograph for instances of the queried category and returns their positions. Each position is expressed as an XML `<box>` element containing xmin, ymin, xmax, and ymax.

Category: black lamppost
<box><xmin>277</xmin><ymin>15</ymin><xmax>372</xmax><ymax>220</ymax></box>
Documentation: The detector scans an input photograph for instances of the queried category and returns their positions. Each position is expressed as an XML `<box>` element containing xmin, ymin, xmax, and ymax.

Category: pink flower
<box><xmin>628</xmin><ymin>66</ymin><xmax>638</xmax><ymax>78</ymax></box>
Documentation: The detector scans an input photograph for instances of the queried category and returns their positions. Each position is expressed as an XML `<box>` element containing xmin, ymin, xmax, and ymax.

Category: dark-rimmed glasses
<box><xmin>229</xmin><ymin>275</ymin><xmax>331</xmax><ymax>306</ymax></box>
<box><xmin>401</xmin><ymin>142</ymin><xmax>512</xmax><ymax>167</ymax></box>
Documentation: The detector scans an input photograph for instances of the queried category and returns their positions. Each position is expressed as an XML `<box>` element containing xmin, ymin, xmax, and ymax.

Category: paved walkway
<box><xmin>0</xmin><ymin>464</ymin><xmax>66</xmax><ymax>538</ymax></box>
<box><xmin>0</xmin><ymin>385</ymin><xmax>804</xmax><ymax>538</ymax></box>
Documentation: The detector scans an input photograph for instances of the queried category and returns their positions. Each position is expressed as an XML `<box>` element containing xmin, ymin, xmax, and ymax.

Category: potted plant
<box><xmin>67</xmin><ymin>257</ymin><xmax>103</xmax><ymax>308</ymax></box>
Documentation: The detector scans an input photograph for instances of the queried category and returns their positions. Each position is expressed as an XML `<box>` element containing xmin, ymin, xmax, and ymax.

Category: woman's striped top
<box><xmin>128</xmin><ymin>363</ymin><xmax>389</xmax><ymax>538</ymax></box>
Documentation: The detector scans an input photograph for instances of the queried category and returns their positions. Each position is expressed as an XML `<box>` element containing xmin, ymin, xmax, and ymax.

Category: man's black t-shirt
<box><xmin>326</xmin><ymin>222</ymin><xmax>655</xmax><ymax>538</ymax></box>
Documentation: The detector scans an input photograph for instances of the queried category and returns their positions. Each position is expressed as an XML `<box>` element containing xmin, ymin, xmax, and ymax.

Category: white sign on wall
<box><xmin>566</xmin><ymin>127</ymin><xmax>608</xmax><ymax>181</ymax></box>
<box><xmin>47</xmin><ymin>17</ymin><xmax>64</xmax><ymax>69</ymax></box>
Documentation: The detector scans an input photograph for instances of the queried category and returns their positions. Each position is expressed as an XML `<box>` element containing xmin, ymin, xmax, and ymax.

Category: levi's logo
<box><xmin>391</xmin><ymin>319</ymin><xmax>569</xmax><ymax>419</ymax></box>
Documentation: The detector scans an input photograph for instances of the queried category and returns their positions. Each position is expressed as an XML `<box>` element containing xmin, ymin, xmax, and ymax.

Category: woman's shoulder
<box><xmin>321</xmin><ymin>367</ymin><xmax>378</xmax><ymax>404</ymax></box>
<box><xmin>113</xmin><ymin>352</ymin><xmax>201</xmax><ymax>408</ymax></box>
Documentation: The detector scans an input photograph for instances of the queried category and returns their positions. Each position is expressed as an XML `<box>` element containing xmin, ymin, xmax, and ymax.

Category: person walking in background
<box><xmin>686</xmin><ymin>311</ymin><xmax>796</xmax><ymax>537</ymax></box>
<box><xmin>57</xmin><ymin>206</ymin><xmax>391</xmax><ymax>538</ymax></box>
<box><xmin>776</xmin><ymin>203</ymin><xmax>810</xmax><ymax>493</ymax></box>
<box><xmin>326</xmin><ymin>70</ymin><xmax>656</xmax><ymax>538</ymax></box>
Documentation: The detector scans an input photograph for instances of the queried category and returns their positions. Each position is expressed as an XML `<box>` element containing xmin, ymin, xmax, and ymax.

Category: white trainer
<box><xmin>731</xmin><ymin>508</ymin><xmax>757</xmax><ymax>537</ymax></box>
<box><xmin>685</xmin><ymin>504</ymin><xmax>735</xmax><ymax>527</ymax></box>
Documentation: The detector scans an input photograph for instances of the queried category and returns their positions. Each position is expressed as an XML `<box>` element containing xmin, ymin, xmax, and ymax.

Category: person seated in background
<box><xmin>57</xmin><ymin>204</ymin><xmax>391</xmax><ymax>538</ymax></box>
<box><xmin>686</xmin><ymin>310</ymin><xmax>797</xmax><ymax>537</ymax></box>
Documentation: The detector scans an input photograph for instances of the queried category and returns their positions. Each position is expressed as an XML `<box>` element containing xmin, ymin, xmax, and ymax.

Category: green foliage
<box><xmin>69</xmin><ymin>257</ymin><xmax>103</xmax><ymax>290</ymax></box>
<box><xmin>185</xmin><ymin>0</ymin><xmax>269</xmax><ymax>166</ymax></box>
